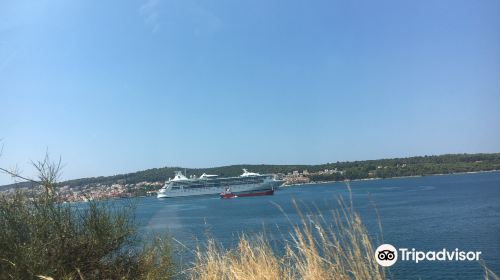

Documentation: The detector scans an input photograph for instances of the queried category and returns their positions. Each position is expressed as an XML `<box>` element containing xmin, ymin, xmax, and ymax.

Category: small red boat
<box><xmin>220</xmin><ymin>187</ymin><xmax>274</xmax><ymax>199</ymax></box>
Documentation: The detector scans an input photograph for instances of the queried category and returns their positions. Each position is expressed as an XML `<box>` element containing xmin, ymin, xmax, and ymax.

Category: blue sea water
<box><xmin>133</xmin><ymin>172</ymin><xmax>500</xmax><ymax>279</ymax></box>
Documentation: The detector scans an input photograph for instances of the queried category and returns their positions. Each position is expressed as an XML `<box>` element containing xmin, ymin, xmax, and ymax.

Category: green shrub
<box><xmin>0</xmin><ymin>191</ymin><xmax>174</xmax><ymax>280</ymax></box>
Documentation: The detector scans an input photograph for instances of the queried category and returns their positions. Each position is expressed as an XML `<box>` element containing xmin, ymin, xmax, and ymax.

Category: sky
<box><xmin>0</xmin><ymin>0</ymin><xmax>499</xmax><ymax>184</ymax></box>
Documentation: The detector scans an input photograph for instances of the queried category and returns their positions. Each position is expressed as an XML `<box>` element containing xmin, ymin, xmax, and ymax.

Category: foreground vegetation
<box><xmin>189</xmin><ymin>201</ymin><xmax>499</xmax><ymax>280</ymax></box>
<box><xmin>190</xmin><ymin>199</ymin><xmax>385</xmax><ymax>280</ymax></box>
<box><xmin>0</xmin><ymin>158</ymin><xmax>174</xmax><ymax>280</ymax></box>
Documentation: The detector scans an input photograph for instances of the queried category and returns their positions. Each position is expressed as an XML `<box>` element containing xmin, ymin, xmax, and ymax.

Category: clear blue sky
<box><xmin>1</xmin><ymin>0</ymin><xmax>499</xmax><ymax>184</ymax></box>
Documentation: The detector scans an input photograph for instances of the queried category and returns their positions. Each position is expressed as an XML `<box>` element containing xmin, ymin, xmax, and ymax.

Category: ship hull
<box><xmin>220</xmin><ymin>189</ymin><xmax>274</xmax><ymax>199</ymax></box>
<box><xmin>157</xmin><ymin>179</ymin><xmax>282</xmax><ymax>198</ymax></box>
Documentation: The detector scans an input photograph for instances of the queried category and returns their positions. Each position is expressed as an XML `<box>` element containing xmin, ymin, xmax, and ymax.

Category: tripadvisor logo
<box><xmin>375</xmin><ymin>244</ymin><xmax>481</xmax><ymax>267</ymax></box>
<box><xmin>375</xmin><ymin>244</ymin><xmax>398</xmax><ymax>267</ymax></box>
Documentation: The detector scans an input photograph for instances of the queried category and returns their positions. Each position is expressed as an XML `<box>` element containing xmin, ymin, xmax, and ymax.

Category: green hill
<box><xmin>2</xmin><ymin>153</ymin><xmax>499</xmax><ymax>190</ymax></box>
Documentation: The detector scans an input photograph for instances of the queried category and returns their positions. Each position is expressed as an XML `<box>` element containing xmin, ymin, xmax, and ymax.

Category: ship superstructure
<box><xmin>157</xmin><ymin>169</ymin><xmax>283</xmax><ymax>198</ymax></box>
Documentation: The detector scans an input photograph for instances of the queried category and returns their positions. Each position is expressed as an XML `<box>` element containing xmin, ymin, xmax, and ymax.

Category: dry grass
<box><xmin>190</xmin><ymin>195</ymin><xmax>500</xmax><ymax>280</ymax></box>
<box><xmin>483</xmin><ymin>264</ymin><xmax>500</xmax><ymax>280</ymax></box>
<box><xmin>191</xmin><ymin>237</ymin><xmax>284</xmax><ymax>280</ymax></box>
<box><xmin>190</xmin><ymin>196</ymin><xmax>385</xmax><ymax>280</ymax></box>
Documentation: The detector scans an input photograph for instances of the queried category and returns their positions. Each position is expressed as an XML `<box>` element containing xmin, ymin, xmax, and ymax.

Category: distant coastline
<box><xmin>1</xmin><ymin>153</ymin><xmax>499</xmax><ymax>202</ymax></box>
<box><xmin>282</xmin><ymin>169</ymin><xmax>500</xmax><ymax>187</ymax></box>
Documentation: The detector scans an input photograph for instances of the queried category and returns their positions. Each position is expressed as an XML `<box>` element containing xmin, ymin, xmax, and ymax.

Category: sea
<box><xmin>131</xmin><ymin>171</ymin><xmax>500</xmax><ymax>279</ymax></box>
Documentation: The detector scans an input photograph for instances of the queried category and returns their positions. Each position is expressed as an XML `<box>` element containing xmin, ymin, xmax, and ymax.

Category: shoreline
<box><xmin>281</xmin><ymin>169</ymin><xmax>500</xmax><ymax>188</ymax></box>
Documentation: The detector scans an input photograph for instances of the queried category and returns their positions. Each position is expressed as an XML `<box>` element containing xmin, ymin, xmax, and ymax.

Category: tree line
<box><xmin>2</xmin><ymin>153</ymin><xmax>499</xmax><ymax>190</ymax></box>
<box><xmin>62</xmin><ymin>153</ymin><xmax>500</xmax><ymax>187</ymax></box>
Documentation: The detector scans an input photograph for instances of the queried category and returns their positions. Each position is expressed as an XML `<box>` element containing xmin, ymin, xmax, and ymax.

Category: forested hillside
<box><xmin>2</xmin><ymin>153</ymin><xmax>499</xmax><ymax>190</ymax></box>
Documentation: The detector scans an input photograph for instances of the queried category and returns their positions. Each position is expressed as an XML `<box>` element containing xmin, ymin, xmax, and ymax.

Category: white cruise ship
<box><xmin>157</xmin><ymin>169</ymin><xmax>283</xmax><ymax>198</ymax></box>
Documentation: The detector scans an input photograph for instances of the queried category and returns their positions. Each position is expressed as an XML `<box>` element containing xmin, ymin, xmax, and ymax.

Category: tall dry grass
<box><xmin>483</xmin><ymin>264</ymin><xmax>500</xmax><ymax>280</ymax></box>
<box><xmin>189</xmin><ymin>195</ymin><xmax>500</xmax><ymax>280</ymax></box>
<box><xmin>190</xmin><ymin>196</ymin><xmax>385</xmax><ymax>280</ymax></box>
